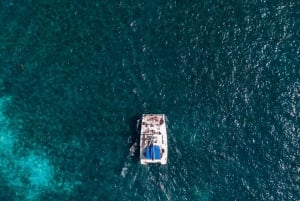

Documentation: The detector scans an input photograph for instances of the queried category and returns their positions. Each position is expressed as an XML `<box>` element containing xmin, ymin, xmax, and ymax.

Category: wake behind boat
<box><xmin>140</xmin><ymin>114</ymin><xmax>168</xmax><ymax>165</ymax></box>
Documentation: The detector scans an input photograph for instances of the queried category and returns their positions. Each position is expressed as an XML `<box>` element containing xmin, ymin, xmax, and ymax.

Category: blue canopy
<box><xmin>144</xmin><ymin>145</ymin><xmax>160</xmax><ymax>160</ymax></box>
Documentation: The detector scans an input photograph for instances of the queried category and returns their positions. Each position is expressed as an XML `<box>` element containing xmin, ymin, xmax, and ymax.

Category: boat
<box><xmin>139</xmin><ymin>114</ymin><xmax>168</xmax><ymax>165</ymax></box>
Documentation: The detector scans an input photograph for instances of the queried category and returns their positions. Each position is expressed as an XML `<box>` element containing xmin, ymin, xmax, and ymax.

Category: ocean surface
<box><xmin>0</xmin><ymin>1</ymin><xmax>299</xmax><ymax>201</ymax></box>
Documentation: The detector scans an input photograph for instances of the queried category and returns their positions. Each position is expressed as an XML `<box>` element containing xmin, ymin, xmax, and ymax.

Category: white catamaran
<box><xmin>140</xmin><ymin>114</ymin><xmax>168</xmax><ymax>165</ymax></box>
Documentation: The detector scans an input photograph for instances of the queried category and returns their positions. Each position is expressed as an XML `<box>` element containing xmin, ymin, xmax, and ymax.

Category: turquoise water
<box><xmin>0</xmin><ymin>1</ymin><xmax>299</xmax><ymax>200</ymax></box>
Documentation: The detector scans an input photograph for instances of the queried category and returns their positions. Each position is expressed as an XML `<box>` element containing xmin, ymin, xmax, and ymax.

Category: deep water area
<box><xmin>0</xmin><ymin>0</ymin><xmax>299</xmax><ymax>201</ymax></box>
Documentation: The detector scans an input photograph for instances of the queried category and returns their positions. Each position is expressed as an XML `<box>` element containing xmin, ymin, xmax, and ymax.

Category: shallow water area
<box><xmin>0</xmin><ymin>0</ymin><xmax>299</xmax><ymax>201</ymax></box>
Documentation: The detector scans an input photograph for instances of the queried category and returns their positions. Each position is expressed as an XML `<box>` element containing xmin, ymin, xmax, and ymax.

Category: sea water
<box><xmin>0</xmin><ymin>1</ymin><xmax>299</xmax><ymax>201</ymax></box>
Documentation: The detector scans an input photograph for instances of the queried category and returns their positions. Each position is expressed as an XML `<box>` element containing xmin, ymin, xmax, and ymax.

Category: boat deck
<box><xmin>140</xmin><ymin>114</ymin><xmax>167</xmax><ymax>165</ymax></box>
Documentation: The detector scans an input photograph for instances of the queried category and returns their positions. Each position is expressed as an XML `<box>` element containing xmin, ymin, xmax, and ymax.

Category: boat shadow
<box><xmin>127</xmin><ymin>114</ymin><xmax>141</xmax><ymax>162</ymax></box>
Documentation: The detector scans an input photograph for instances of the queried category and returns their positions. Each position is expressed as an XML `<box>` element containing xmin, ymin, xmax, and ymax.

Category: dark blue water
<box><xmin>0</xmin><ymin>1</ymin><xmax>299</xmax><ymax>200</ymax></box>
